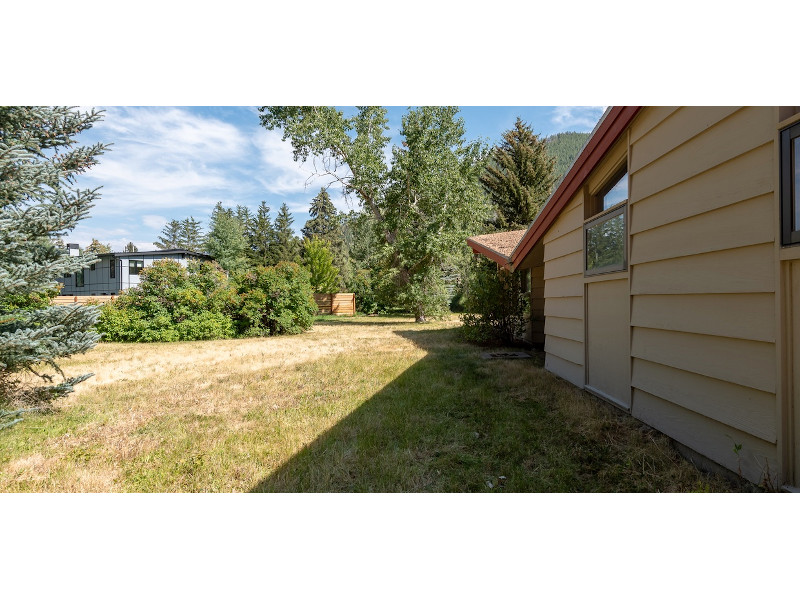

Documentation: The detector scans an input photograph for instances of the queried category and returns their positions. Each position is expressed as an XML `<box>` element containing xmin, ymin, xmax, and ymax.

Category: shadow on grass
<box><xmin>249</xmin><ymin>326</ymin><xmax>625</xmax><ymax>493</ymax></box>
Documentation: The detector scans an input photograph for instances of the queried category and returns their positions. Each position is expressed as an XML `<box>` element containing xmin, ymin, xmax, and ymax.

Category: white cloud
<box><xmin>551</xmin><ymin>106</ymin><xmax>606</xmax><ymax>132</ymax></box>
<box><xmin>252</xmin><ymin>128</ymin><xmax>341</xmax><ymax>196</ymax></box>
<box><xmin>77</xmin><ymin>107</ymin><xmax>253</xmax><ymax>215</ymax></box>
<box><xmin>142</xmin><ymin>214</ymin><xmax>168</xmax><ymax>230</ymax></box>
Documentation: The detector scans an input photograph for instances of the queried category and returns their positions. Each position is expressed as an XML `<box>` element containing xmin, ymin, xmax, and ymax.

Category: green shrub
<box><xmin>97</xmin><ymin>259</ymin><xmax>234</xmax><ymax>342</ymax></box>
<box><xmin>175</xmin><ymin>310</ymin><xmax>235</xmax><ymax>341</ymax></box>
<box><xmin>460</xmin><ymin>257</ymin><xmax>529</xmax><ymax>345</ymax></box>
<box><xmin>97</xmin><ymin>259</ymin><xmax>317</xmax><ymax>343</ymax></box>
<box><xmin>233</xmin><ymin>262</ymin><xmax>316</xmax><ymax>336</ymax></box>
<box><xmin>347</xmin><ymin>269</ymin><xmax>381</xmax><ymax>314</ymax></box>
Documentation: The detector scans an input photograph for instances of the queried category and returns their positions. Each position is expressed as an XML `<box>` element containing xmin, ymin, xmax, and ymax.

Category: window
<box><xmin>781</xmin><ymin>122</ymin><xmax>800</xmax><ymax>246</ymax></box>
<box><xmin>75</xmin><ymin>270</ymin><xmax>84</xmax><ymax>287</ymax></box>
<box><xmin>129</xmin><ymin>259</ymin><xmax>144</xmax><ymax>276</ymax></box>
<box><xmin>584</xmin><ymin>168</ymin><xmax>628</xmax><ymax>275</ymax></box>
<box><xmin>90</xmin><ymin>262</ymin><xmax>96</xmax><ymax>271</ymax></box>
<box><xmin>109</xmin><ymin>259</ymin><xmax>115</xmax><ymax>279</ymax></box>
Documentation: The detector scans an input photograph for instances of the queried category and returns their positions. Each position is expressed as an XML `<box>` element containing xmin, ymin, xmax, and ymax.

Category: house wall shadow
<box><xmin>250</xmin><ymin>327</ymin><xmax>538</xmax><ymax>493</ymax></box>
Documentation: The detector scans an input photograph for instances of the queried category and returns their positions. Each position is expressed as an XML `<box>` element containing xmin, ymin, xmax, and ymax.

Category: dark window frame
<box><xmin>584</xmin><ymin>166</ymin><xmax>628</xmax><ymax>276</ymax></box>
<box><xmin>781</xmin><ymin>121</ymin><xmax>800</xmax><ymax>246</ymax></box>
<box><xmin>129</xmin><ymin>259</ymin><xmax>144</xmax><ymax>276</ymax></box>
<box><xmin>75</xmin><ymin>269</ymin><xmax>84</xmax><ymax>288</ymax></box>
<box><xmin>109</xmin><ymin>259</ymin><xmax>115</xmax><ymax>279</ymax></box>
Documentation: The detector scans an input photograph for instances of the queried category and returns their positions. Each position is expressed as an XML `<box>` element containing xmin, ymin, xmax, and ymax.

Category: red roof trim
<box><xmin>466</xmin><ymin>237</ymin><xmax>512</xmax><ymax>266</ymax></box>
<box><xmin>509</xmin><ymin>106</ymin><xmax>642</xmax><ymax>270</ymax></box>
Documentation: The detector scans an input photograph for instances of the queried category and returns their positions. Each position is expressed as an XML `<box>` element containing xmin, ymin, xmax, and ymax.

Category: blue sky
<box><xmin>68</xmin><ymin>106</ymin><xmax>605</xmax><ymax>251</ymax></box>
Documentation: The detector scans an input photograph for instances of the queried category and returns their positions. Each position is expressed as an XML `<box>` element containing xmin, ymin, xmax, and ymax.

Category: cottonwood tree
<box><xmin>0</xmin><ymin>106</ymin><xmax>107</xmax><ymax>426</ymax></box>
<box><xmin>480</xmin><ymin>118</ymin><xmax>556</xmax><ymax>230</ymax></box>
<box><xmin>258</xmin><ymin>106</ymin><xmax>489</xmax><ymax>321</ymax></box>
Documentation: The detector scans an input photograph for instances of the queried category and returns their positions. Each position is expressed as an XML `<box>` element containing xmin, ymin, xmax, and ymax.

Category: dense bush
<box><xmin>98</xmin><ymin>259</ymin><xmax>319</xmax><ymax>343</ymax></box>
<box><xmin>347</xmin><ymin>269</ymin><xmax>382</xmax><ymax>315</ymax></box>
<box><xmin>460</xmin><ymin>257</ymin><xmax>529</xmax><ymax>345</ymax></box>
<box><xmin>232</xmin><ymin>262</ymin><xmax>317</xmax><ymax>337</ymax></box>
<box><xmin>97</xmin><ymin>260</ymin><xmax>235</xmax><ymax>342</ymax></box>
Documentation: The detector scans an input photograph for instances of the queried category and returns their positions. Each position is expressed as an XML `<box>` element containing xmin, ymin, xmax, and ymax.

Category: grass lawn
<box><xmin>0</xmin><ymin>315</ymin><xmax>744</xmax><ymax>492</ymax></box>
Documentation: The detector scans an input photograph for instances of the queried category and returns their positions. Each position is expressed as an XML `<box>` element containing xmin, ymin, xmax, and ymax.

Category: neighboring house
<box><xmin>467</xmin><ymin>106</ymin><xmax>800</xmax><ymax>489</ymax></box>
<box><xmin>57</xmin><ymin>249</ymin><xmax>213</xmax><ymax>296</ymax></box>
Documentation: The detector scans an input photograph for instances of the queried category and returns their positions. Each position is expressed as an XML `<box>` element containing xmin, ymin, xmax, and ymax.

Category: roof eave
<box><xmin>466</xmin><ymin>237</ymin><xmax>512</xmax><ymax>268</ymax></box>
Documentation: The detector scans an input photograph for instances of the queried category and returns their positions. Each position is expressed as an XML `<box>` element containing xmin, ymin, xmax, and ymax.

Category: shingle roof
<box><xmin>466</xmin><ymin>230</ymin><xmax>527</xmax><ymax>263</ymax></box>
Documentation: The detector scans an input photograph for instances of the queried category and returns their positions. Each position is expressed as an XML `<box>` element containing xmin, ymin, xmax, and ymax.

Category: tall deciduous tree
<box><xmin>258</xmin><ymin>106</ymin><xmax>489</xmax><ymax>321</ymax></box>
<box><xmin>0</xmin><ymin>106</ymin><xmax>107</xmax><ymax>425</ymax></box>
<box><xmin>123</xmin><ymin>242</ymin><xmax>138</xmax><ymax>253</ymax></box>
<box><xmin>480</xmin><ymin>118</ymin><xmax>556</xmax><ymax>230</ymax></box>
<box><xmin>205</xmin><ymin>202</ymin><xmax>249</xmax><ymax>273</ymax></box>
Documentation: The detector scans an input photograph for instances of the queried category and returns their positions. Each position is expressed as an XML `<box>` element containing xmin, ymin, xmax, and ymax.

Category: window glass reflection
<box><xmin>586</xmin><ymin>212</ymin><xmax>625</xmax><ymax>272</ymax></box>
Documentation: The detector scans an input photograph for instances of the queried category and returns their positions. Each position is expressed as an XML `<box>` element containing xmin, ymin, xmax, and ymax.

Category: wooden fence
<box><xmin>52</xmin><ymin>295</ymin><xmax>116</xmax><ymax>305</ymax></box>
<box><xmin>313</xmin><ymin>293</ymin><xmax>356</xmax><ymax>316</ymax></box>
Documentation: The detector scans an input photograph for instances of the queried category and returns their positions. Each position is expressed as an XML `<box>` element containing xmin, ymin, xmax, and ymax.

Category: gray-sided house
<box><xmin>57</xmin><ymin>249</ymin><xmax>213</xmax><ymax>296</ymax></box>
<box><xmin>468</xmin><ymin>106</ymin><xmax>800</xmax><ymax>489</ymax></box>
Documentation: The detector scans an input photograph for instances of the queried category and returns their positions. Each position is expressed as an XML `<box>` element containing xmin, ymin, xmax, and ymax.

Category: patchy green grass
<box><xmin>0</xmin><ymin>316</ymin><xmax>741</xmax><ymax>492</ymax></box>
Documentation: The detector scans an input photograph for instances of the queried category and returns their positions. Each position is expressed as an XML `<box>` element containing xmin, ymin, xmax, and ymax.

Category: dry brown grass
<box><xmin>0</xmin><ymin>316</ymin><xmax>743</xmax><ymax>492</ymax></box>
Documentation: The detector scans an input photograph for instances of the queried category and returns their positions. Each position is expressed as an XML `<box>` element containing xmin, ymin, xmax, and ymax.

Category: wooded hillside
<box><xmin>546</xmin><ymin>131</ymin><xmax>591</xmax><ymax>184</ymax></box>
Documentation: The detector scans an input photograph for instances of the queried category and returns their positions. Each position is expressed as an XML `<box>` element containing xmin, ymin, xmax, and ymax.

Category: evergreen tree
<box><xmin>302</xmin><ymin>188</ymin><xmax>339</xmax><ymax>239</ymax></box>
<box><xmin>205</xmin><ymin>202</ymin><xmax>249</xmax><ymax>273</ymax></box>
<box><xmin>302</xmin><ymin>237</ymin><xmax>340</xmax><ymax>293</ymax></box>
<box><xmin>0</xmin><ymin>106</ymin><xmax>107</xmax><ymax>425</ymax></box>
<box><xmin>235</xmin><ymin>205</ymin><xmax>253</xmax><ymax>231</ymax></box>
<box><xmin>85</xmin><ymin>238</ymin><xmax>112</xmax><ymax>254</ymax></box>
<box><xmin>123</xmin><ymin>242</ymin><xmax>138</xmax><ymax>253</ymax></box>
<box><xmin>179</xmin><ymin>216</ymin><xmax>204</xmax><ymax>252</ymax></box>
<box><xmin>248</xmin><ymin>200</ymin><xmax>277</xmax><ymax>266</ymax></box>
<box><xmin>480</xmin><ymin>118</ymin><xmax>556</xmax><ymax>230</ymax></box>
<box><xmin>154</xmin><ymin>219</ymin><xmax>182</xmax><ymax>249</ymax></box>
<box><xmin>302</xmin><ymin>188</ymin><xmax>351</xmax><ymax>284</ymax></box>
<box><xmin>271</xmin><ymin>203</ymin><xmax>301</xmax><ymax>264</ymax></box>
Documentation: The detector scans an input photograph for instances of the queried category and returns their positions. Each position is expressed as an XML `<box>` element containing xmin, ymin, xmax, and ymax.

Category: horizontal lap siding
<box><xmin>632</xmin><ymin>389</ymin><xmax>777</xmax><ymax>484</ymax></box>
<box><xmin>628</xmin><ymin>106</ymin><xmax>778</xmax><ymax>481</ymax></box>
<box><xmin>543</xmin><ymin>191</ymin><xmax>584</xmax><ymax>386</ymax></box>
